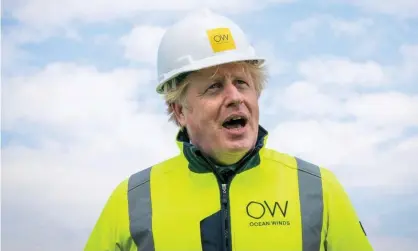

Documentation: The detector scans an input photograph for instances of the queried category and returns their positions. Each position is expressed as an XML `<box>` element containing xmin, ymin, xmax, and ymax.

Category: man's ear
<box><xmin>171</xmin><ymin>102</ymin><xmax>186</xmax><ymax>127</ymax></box>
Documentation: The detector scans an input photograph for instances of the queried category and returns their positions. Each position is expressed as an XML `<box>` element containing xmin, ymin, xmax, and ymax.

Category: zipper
<box><xmin>218</xmin><ymin>146</ymin><xmax>261</xmax><ymax>251</ymax></box>
<box><xmin>221</xmin><ymin>183</ymin><xmax>229</xmax><ymax>251</ymax></box>
<box><xmin>199</xmin><ymin>145</ymin><xmax>261</xmax><ymax>251</ymax></box>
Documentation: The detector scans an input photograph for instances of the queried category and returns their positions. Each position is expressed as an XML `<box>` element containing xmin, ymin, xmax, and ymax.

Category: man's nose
<box><xmin>224</xmin><ymin>81</ymin><xmax>244</xmax><ymax>107</ymax></box>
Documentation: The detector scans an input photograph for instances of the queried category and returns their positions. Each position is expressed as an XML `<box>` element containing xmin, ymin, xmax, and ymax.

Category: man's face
<box><xmin>173</xmin><ymin>63</ymin><xmax>260</xmax><ymax>165</ymax></box>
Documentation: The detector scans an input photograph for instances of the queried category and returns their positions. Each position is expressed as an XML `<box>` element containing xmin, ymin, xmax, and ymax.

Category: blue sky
<box><xmin>2</xmin><ymin>0</ymin><xmax>418</xmax><ymax>250</ymax></box>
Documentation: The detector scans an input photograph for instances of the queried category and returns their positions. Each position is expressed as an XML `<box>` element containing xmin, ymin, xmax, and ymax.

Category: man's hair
<box><xmin>163</xmin><ymin>60</ymin><xmax>268</xmax><ymax>127</ymax></box>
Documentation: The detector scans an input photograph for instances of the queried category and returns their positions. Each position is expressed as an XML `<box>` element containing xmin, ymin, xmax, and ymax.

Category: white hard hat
<box><xmin>156</xmin><ymin>9</ymin><xmax>265</xmax><ymax>94</ymax></box>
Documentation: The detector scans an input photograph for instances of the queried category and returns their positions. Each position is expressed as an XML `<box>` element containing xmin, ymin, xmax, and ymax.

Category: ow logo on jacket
<box><xmin>85</xmin><ymin>126</ymin><xmax>373</xmax><ymax>251</ymax></box>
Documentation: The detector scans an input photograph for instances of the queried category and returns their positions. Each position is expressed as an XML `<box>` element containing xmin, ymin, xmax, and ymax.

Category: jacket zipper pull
<box><xmin>221</xmin><ymin>184</ymin><xmax>228</xmax><ymax>204</ymax></box>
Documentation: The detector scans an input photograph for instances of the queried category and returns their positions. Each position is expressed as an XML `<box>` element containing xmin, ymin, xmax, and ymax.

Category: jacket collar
<box><xmin>175</xmin><ymin>125</ymin><xmax>269</xmax><ymax>176</ymax></box>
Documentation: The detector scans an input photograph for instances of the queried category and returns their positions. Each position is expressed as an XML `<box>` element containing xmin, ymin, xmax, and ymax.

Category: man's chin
<box><xmin>221</xmin><ymin>140</ymin><xmax>253</xmax><ymax>154</ymax></box>
<box><xmin>213</xmin><ymin>147</ymin><xmax>248</xmax><ymax>165</ymax></box>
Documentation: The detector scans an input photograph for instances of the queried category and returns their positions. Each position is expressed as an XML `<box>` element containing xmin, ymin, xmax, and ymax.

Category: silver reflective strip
<box><xmin>128</xmin><ymin>167</ymin><xmax>155</xmax><ymax>251</ymax></box>
<box><xmin>296</xmin><ymin>158</ymin><xmax>324</xmax><ymax>251</ymax></box>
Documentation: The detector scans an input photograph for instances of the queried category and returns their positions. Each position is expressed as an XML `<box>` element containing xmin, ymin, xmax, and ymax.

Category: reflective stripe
<box><xmin>128</xmin><ymin>167</ymin><xmax>155</xmax><ymax>251</ymax></box>
<box><xmin>296</xmin><ymin>158</ymin><xmax>324</xmax><ymax>251</ymax></box>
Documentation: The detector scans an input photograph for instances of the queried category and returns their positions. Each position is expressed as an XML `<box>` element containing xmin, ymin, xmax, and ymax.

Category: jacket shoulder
<box><xmin>128</xmin><ymin>166</ymin><xmax>152</xmax><ymax>192</ymax></box>
<box><xmin>127</xmin><ymin>154</ymin><xmax>186</xmax><ymax>190</ymax></box>
<box><xmin>261</xmin><ymin>147</ymin><xmax>299</xmax><ymax>169</ymax></box>
<box><xmin>262</xmin><ymin>147</ymin><xmax>334</xmax><ymax>180</ymax></box>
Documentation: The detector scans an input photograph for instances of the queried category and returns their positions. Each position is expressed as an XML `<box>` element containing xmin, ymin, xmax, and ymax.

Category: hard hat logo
<box><xmin>207</xmin><ymin>28</ymin><xmax>236</xmax><ymax>53</ymax></box>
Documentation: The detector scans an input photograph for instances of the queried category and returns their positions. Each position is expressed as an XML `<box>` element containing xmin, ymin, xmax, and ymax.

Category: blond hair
<box><xmin>163</xmin><ymin>61</ymin><xmax>268</xmax><ymax>127</ymax></box>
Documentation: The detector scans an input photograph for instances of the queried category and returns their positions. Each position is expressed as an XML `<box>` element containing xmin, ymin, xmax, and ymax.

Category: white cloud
<box><xmin>4</xmin><ymin>25</ymin><xmax>55</xmax><ymax>44</ymax></box>
<box><xmin>398</xmin><ymin>44</ymin><xmax>418</xmax><ymax>82</ymax></box>
<box><xmin>401</xmin><ymin>44</ymin><xmax>418</xmax><ymax>61</ymax></box>
<box><xmin>279</xmin><ymin>81</ymin><xmax>344</xmax><ymax>118</ymax></box>
<box><xmin>287</xmin><ymin>15</ymin><xmax>375</xmax><ymax>41</ymax></box>
<box><xmin>2</xmin><ymin>63</ymin><xmax>153</xmax><ymax>131</ymax></box>
<box><xmin>268</xmin><ymin>119</ymin><xmax>393</xmax><ymax>168</ymax></box>
<box><xmin>265</xmin><ymin>85</ymin><xmax>418</xmax><ymax>191</ymax></box>
<box><xmin>286</xmin><ymin>16</ymin><xmax>321</xmax><ymax>41</ymax></box>
<box><xmin>350</xmin><ymin>38</ymin><xmax>380</xmax><ymax>58</ymax></box>
<box><xmin>7</xmin><ymin>0</ymin><xmax>295</xmax><ymax>29</ymax></box>
<box><xmin>369</xmin><ymin>236</ymin><xmax>418</xmax><ymax>251</ymax></box>
<box><xmin>348</xmin><ymin>0</ymin><xmax>418</xmax><ymax>18</ymax></box>
<box><xmin>329</xmin><ymin>17</ymin><xmax>374</xmax><ymax>37</ymax></box>
<box><xmin>253</xmin><ymin>40</ymin><xmax>289</xmax><ymax>76</ymax></box>
<box><xmin>1</xmin><ymin>61</ymin><xmax>181</xmax><ymax>170</ymax></box>
<box><xmin>294</xmin><ymin>44</ymin><xmax>416</xmax><ymax>89</ymax></box>
<box><xmin>2</xmin><ymin>122</ymin><xmax>179</xmax><ymax>250</ymax></box>
<box><xmin>298</xmin><ymin>57</ymin><xmax>388</xmax><ymax>87</ymax></box>
<box><xmin>2</xmin><ymin>62</ymin><xmax>180</xmax><ymax>250</ymax></box>
<box><xmin>64</xmin><ymin>28</ymin><xmax>83</xmax><ymax>41</ymax></box>
<box><xmin>119</xmin><ymin>25</ymin><xmax>166</xmax><ymax>65</ymax></box>
<box><xmin>1</xmin><ymin>40</ymin><xmax>31</xmax><ymax>75</ymax></box>
<box><xmin>346</xmin><ymin>92</ymin><xmax>418</xmax><ymax>129</ymax></box>
<box><xmin>92</xmin><ymin>34</ymin><xmax>112</xmax><ymax>45</ymax></box>
<box><xmin>378</xmin><ymin>136</ymin><xmax>418</xmax><ymax>187</ymax></box>
<box><xmin>268</xmin><ymin>119</ymin><xmax>417</xmax><ymax>190</ymax></box>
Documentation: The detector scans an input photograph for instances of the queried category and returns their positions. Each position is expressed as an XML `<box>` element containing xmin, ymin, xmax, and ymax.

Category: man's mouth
<box><xmin>222</xmin><ymin>115</ymin><xmax>248</xmax><ymax>129</ymax></box>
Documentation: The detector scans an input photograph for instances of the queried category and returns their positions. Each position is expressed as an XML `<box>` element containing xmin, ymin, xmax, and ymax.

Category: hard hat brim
<box><xmin>156</xmin><ymin>52</ymin><xmax>265</xmax><ymax>94</ymax></box>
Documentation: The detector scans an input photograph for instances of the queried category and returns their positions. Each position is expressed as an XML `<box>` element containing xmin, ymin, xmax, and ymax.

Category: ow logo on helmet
<box><xmin>207</xmin><ymin>28</ymin><xmax>236</xmax><ymax>53</ymax></box>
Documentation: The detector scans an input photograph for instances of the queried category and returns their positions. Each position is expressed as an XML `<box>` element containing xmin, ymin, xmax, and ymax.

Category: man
<box><xmin>85</xmin><ymin>9</ymin><xmax>374</xmax><ymax>251</ymax></box>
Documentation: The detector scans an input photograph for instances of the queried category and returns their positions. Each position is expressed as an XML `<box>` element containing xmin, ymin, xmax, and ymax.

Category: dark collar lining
<box><xmin>176</xmin><ymin>125</ymin><xmax>268</xmax><ymax>175</ymax></box>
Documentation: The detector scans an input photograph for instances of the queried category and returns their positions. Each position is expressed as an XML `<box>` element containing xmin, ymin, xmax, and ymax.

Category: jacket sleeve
<box><xmin>322</xmin><ymin>169</ymin><xmax>374</xmax><ymax>251</ymax></box>
<box><xmin>84</xmin><ymin>179</ymin><xmax>135</xmax><ymax>251</ymax></box>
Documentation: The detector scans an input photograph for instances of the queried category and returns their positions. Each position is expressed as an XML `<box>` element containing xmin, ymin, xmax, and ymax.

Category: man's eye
<box><xmin>208</xmin><ymin>82</ymin><xmax>222</xmax><ymax>89</ymax></box>
<box><xmin>237</xmin><ymin>80</ymin><xmax>249</xmax><ymax>86</ymax></box>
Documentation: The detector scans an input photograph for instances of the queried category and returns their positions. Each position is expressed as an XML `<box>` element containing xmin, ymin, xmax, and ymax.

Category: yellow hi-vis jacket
<box><xmin>85</xmin><ymin>126</ymin><xmax>373</xmax><ymax>251</ymax></box>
